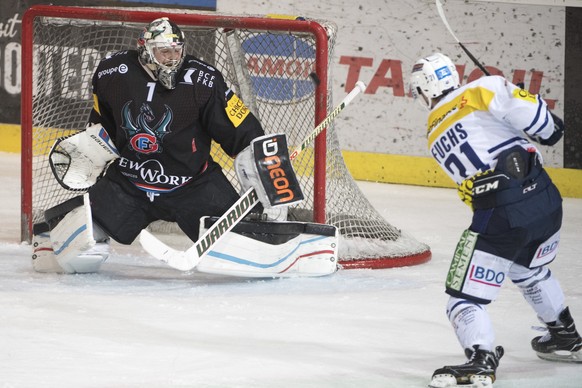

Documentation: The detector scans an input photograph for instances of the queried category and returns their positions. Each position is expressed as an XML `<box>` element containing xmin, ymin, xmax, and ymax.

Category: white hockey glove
<box><xmin>49</xmin><ymin>123</ymin><xmax>119</xmax><ymax>190</ymax></box>
<box><xmin>235</xmin><ymin>134</ymin><xmax>304</xmax><ymax>220</ymax></box>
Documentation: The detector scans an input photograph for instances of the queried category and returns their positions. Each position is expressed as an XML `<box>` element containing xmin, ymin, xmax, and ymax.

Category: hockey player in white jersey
<box><xmin>410</xmin><ymin>53</ymin><xmax>581</xmax><ymax>387</ymax></box>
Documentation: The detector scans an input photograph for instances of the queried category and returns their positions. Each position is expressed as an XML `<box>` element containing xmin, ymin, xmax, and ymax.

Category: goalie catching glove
<box><xmin>49</xmin><ymin>123</ymin><xmax>119</xmax><ymax>190</ymax></box>
<box><xmin>235</xmin><ymin>133</ymin><xmax>304</xmax><ymax>210</ymax></box>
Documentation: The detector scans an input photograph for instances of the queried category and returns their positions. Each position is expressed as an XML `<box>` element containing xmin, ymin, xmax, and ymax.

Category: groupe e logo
<box><xmin>97</xmin><ymin>63</ymin><xmax>128</xmax><ymax>79</ymax></box>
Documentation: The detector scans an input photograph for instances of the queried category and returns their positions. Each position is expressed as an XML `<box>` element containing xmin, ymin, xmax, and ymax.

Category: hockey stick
<box><xmin>435</xmin><ymin>0</ymin><xmax>563</xmax><ymax>142</ymax></box>
<box><xmin>139</xmin><ymin>81</ymin><xmax>367</xmax><ymax>271</ymax></box>
<box><xmin>435</xmin><ymin>0</ymin><xmax>491</xmax><ymax>76</ymax></box>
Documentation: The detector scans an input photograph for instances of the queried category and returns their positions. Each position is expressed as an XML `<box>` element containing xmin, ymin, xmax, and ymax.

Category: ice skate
<box><xmin>428</xmin><ymin>345</ymin><xmax>504</xmax><ymax>388</ymax></box>
<box><xmin>532</xmin><ymin>306</ymin><xmax>582</xmax><ymax>363</ymax></box>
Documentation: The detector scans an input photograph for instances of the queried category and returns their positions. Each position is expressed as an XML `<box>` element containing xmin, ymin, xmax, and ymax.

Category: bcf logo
<box><xmin>470</xmin><ymin>265</ymin><xmax>505</xmax><ymax>287</ymax></box>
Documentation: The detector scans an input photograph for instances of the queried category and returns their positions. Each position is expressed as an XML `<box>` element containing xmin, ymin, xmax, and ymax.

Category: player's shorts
<box><xmin>445</xmin><ymin>166</ymin><xmax>562</xmax><ymax>304</ymax></box>
<box><xmin>88</xmin><ymin>162</ymin><xmax>240</xmax><ymax>244</ymax></box>
<box><xmin>470</xmin><ymin>177</ymin><xmax>562</xmax><ymax>268</ymax></box>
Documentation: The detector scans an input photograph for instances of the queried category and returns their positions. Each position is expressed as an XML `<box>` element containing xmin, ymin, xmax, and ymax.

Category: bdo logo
<box><xmin>242</xmin><ymin>34</ymin><xmax>316</xmax><ymax>102</ymax></box>
<box><xmin>470</xmin><ymin>265</ymin><xmax>505</xmax><ymax>287</ymax></box>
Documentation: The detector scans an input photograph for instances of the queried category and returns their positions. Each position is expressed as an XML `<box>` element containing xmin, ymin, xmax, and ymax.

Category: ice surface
<box><xmin>2</xmin><ymin>152</ymin><xmax>581</xmax><ymax>387</ymax></box>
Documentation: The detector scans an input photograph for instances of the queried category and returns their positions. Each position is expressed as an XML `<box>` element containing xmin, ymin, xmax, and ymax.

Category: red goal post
<box><xmin>21</xmin><ymin>5</ymin><xmax>431</xmax><ymax>269</ymax></box>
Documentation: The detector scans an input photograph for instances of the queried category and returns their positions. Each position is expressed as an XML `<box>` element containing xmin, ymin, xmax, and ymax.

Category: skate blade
<box><xmin>535</xmin><ymin>349</ymin><xmax>582</xmax><ymax>363</ymax></box>
<box><xmin>429</xmin><ymin>374</ymin><xmax>494</xmax><ymax>388</ymax></box>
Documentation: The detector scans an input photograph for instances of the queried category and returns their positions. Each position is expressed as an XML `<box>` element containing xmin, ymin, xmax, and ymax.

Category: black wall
<box><xmin>564</xmin><ymin>7</ymin><xmax>582</xmax><ymax>169</ymax></box>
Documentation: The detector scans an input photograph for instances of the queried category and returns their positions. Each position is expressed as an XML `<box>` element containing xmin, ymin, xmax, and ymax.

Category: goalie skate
<box><xmin>428</xmin><ymin>346</ymin><xmax>503</xmax><ymax>388</ymax></box>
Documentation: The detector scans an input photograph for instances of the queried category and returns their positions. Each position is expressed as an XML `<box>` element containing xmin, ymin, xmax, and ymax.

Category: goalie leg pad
<box><xmin>32</xmin><ymin>222</ymin><xmax>64</xmax><ymax>273</ymax></box>
<box><xmin>60</xmin><ymin>241</ymin><xmax>110</xmax><ymax>274</ymax></box>
<box><xmin>196</xmin><ymin>217</ymin><xmax>338</xmax><ymax>277</ymax></box>
<box><xmin>44</xmin><ymin>194</ymin><xmax>109</xmax><ymax>273</ymax></box>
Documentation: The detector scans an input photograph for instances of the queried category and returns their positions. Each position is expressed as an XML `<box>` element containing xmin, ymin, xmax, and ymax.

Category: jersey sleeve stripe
<box><xmin>523</xmin><ymin>97</ymin><xmax>549</xmax><ymax>135</ymax></box>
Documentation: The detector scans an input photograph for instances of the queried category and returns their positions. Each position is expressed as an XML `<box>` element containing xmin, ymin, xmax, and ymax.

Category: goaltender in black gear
<box><xmin>33</xmin><ymin>17</ymin><xmax>265</xmax><ymax>273</ymax></box>
<box><xmin>88</xmin><ymin>17</ymin><xmax>264</xmax><ymax>244</ymax></box>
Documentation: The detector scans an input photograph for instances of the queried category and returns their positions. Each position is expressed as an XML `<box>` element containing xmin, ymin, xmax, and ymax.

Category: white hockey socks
<box><xmin>509</xmin><ymin>264</ymin><xmax>565</xmax><ymax>323</ymax></box>
<box><xmin>447</xmin><ymin>297</ymin><xmax>495</xmax><ymax>352</ymax></box>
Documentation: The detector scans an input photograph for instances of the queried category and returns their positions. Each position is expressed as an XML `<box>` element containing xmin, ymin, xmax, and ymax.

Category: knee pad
<box><xmin>447</xmin><ymin>297</ymin><xmax>495</xmax><ymax>351</ymax></box>
<box><xmin>509</xmin><ymin>264</ymin><xmax>564</xmax><ymax>323</ymax></box>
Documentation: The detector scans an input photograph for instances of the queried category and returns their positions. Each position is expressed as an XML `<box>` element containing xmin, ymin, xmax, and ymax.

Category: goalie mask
<box><xmin>138</xmin><ymin>17</ymin><xmax>185</xmax><ymax>90</ymax></box>
<box><xmin>410</xmin><ymin>53</ymin><xmax>460</xmax><ymax>110</ymax></box>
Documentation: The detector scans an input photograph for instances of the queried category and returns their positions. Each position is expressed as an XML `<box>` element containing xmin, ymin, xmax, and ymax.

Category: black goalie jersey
<box><xmin>89</xmin><ymin>50</ymin><xmax>264</xmax><ymax>195</ymax></box>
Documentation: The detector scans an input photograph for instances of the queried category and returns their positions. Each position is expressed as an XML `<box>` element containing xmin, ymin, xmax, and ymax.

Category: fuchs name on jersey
<box><xmin>430</xmin><ymin>122</ymin><xmax>468</xmax><ymax>163</ymax></box>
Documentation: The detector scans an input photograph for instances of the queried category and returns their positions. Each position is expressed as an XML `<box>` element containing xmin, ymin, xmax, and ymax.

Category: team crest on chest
<box><xmin>121</xmin><ymin>101</ymin><xmax>173</xmax><ymax>154</ymax></box>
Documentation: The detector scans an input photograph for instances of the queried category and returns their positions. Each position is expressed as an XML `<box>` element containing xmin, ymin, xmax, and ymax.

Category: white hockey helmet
<box><xmin>138</xmin><ymin>17</ymin><xmax>185</xmax><ymax>89</ymax></box>
<box><xmin>410</xmin><ymin>53</ymin><xmax>460</xmax><ymax>109</ymax></box>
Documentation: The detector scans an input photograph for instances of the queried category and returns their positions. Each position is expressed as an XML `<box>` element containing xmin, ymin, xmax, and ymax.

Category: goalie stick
<box><xmin>139</xmin><ymin>81</ymin><xmax>367</xmax><ymax>271</ymax></box>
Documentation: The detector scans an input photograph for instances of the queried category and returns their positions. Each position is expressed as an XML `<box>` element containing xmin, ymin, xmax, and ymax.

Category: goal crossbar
<box><xmin>21</xmin><ymin>5</ymin><xmax>431</xmax><ymax>269</ymax></box>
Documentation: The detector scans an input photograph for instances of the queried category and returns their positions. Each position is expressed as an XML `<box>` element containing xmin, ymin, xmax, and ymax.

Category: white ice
<box><xmin>1</xmin><ymin>151</ymin><xmax>580</xmax><ymax>387</ymax></box>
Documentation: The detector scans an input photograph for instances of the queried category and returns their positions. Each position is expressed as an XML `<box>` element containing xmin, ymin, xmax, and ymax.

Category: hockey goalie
<box><xmin>34</xmin><ymin>126</ymin><xmax>338</xmax><ymax>278</ymax></box>
<box><xmin>31</xmin><ymin>16</ymin><xmax>338</xmax><ymax>278</ymax></box>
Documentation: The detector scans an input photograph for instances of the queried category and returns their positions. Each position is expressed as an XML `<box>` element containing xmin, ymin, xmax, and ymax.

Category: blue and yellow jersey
<box><xmin>426</xmin><ymin>75</ymin><xmax>555</xmax><ymax>185</ymax></box>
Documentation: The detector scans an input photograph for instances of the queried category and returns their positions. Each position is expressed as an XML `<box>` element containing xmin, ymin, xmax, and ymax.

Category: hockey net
<box><xmin>21</xmin><ymin>5</ymin><xmax>431</xmax><ymax>269</ymax></box>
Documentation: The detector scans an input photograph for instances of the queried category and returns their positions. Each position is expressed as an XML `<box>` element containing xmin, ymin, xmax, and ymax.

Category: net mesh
<box><xmin>24</xmin><ymin>9</ymin><xmax>430</xmax><ymax>266</ymax></box>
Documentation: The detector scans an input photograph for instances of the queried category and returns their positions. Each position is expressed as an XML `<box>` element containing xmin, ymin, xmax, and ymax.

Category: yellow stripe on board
<box><xmin>343</xmin><ymin>150</ymin><xmax>582</xmax><ymax>199</ymax></box>
<box><xmin>0</xmin><ymin>124</ymin><xmax>21</xmax><ymax>153</ymax></box>
<box><xmin>2</xmin><ymin>124</ymin><xmax>580</xmax><ymax>198</ymax></box>
<box><xmin>1</xmin><ymin>124</ymin><xmax>77</xmax><ymax>154</ymax></box>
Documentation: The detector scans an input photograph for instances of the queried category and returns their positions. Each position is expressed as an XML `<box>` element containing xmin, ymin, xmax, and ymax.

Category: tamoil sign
<box><xmin>242</xmin><ymin>34</ymin><xmax>315</xmax><ymax>102</ymax></box>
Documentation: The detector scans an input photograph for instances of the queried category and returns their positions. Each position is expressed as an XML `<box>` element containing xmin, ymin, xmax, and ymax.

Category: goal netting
<box><xmin>21</xmin><ymin>5</ymin><xmax>431</xmax><ymax>269</ymax></box>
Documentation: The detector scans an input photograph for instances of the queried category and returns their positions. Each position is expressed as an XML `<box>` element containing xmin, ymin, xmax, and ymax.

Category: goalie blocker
<box><xmin>235</xmin><ymin>133</ymin><xmax>304</xmax><ymax>213</ymax></box>
<box><xmin>195</xmin><ymin>216</ymin><xmax>339</xmax><ymax>277</ymax></box>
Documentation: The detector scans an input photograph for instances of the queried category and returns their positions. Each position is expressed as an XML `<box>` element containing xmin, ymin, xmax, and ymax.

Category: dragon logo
<box><xmin>121</xmin><ymin>101</ymin><xmax>173</xmax><ymax>154</ymax></box>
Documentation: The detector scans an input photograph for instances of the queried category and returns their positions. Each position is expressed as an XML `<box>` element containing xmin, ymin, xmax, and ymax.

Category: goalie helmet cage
<box><xmin>21</xmin><ymin>5</ymin><xmax>431</xmax><ymax>269</ymax></box>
